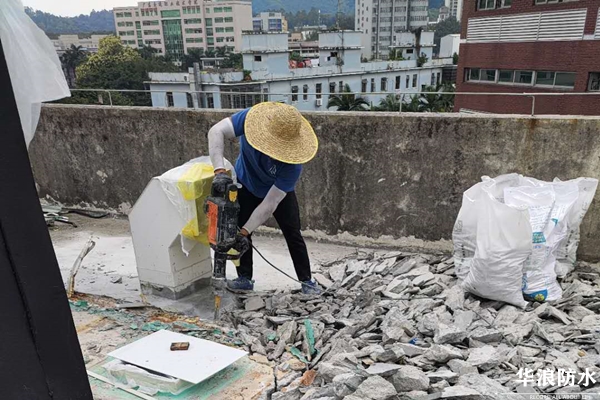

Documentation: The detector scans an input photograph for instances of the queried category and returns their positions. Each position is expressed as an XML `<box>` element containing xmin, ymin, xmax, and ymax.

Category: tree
<box><xmin>182</xmin><ymin>48</ymin><xmax>205</xmax><ymax>70</ymax></box>
<box><xmin>419</xmin><ymin>83</ymin><xmax>455</xmax><ymax>112</ymax></box>
<box><xmin>327</xmin><ymin>84</ymin><xmax>369</xmax><ymax>111</ymax></box>
<box><xmin>290</xmin><ymin>52</ymin><xmax>303</xmax><ymax>62</ymax></box>
<box><xmin>221</xmin><ymin>53</ymin><xmax>243</xmax><ymax>69</ymax></box>
<box><xmin>215</xmin><ymin>46</ymin><xmax>229</xmax><ymax>58</ymax></box>
<box><xmin>305</xmin><ymin>30</ymin><xmax>319</xmax><ymax>41</ymax></box>
<box><xmin>72</xmin><ymin>36</ymin><xmax>178</xmax><ymax>106</ymax></box>
<box><xmin>138</xmin><ymin>45</ymin><xmax>158</xmax><ymax>60</ymax></box>
<box><xmin>389</xmin><ymin>48</ymin><xmax>404</xmax><ymax>61</ymax></box>
<box><xmin>433</xmin><ymin>17</ymin><xmax>461</xmax><ymax>52</ymax></box>
<box><xmin>453</xmin><ymin>52</ymin><xmax>459</xmax><ymax>65</ymax></box>
<box><xmin>402</xmin><ymin>96</ymin><xmax>423</xmax><ymax>112</ymax></box>
<box><xmin>417</xmin><ymin>53</ymin><xmax>429</xmax><ymax>67</ymax></box>
<box><xmin>60</xmin><ymin>45</ymin><xmax>88</xmax><ymax>87</ymax></box>
<box><xmin>375</xmin><ymin>94</ymin><xmax>401</xmax><ymax>112</ymax></box>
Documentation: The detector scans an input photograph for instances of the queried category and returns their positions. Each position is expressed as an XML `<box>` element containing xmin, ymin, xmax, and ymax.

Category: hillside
<box><xmin>25</xmin><ymin>8</ymin><xmax>115</xmax><ymax>34</ymax></box>
<box><xmin>253</xmin><ymin>0</ymin><xmax>355</xmax><ymax>15</ymax></box>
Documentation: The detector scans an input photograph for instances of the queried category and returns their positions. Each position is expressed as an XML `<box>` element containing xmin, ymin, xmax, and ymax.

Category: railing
<box><xmin>67</xmin><ymin>88</ymin><xmax>600</xmax><ymax>117</ymax></box>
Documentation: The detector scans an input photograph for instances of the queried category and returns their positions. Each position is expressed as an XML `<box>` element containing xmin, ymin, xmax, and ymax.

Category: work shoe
<box><xmin>227</xmin><ymin>277</ymin><xmax>254</xmax><ymax>292</ymax></box>
<box><xmin>301</xmin><ymin>280</ymin><xmax>321</xmax><ymax>295</ymax></box>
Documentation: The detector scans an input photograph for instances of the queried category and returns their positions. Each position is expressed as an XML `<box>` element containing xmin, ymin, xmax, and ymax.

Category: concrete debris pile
<box><xmin>224</xmin><ymin>252</ymin><xmax>600</xmax><ymax>400</ymax></box>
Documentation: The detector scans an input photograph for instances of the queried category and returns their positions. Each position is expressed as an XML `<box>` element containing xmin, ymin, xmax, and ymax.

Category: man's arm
<box><xmin>241</xmin><ymin>186</ymin><xmax>287</xmax><ymax>235</ymax></box>
<box><xmin>208</xmin><ymin>117</ymin><xmax>236</xmax><ymax>172</ymax></box>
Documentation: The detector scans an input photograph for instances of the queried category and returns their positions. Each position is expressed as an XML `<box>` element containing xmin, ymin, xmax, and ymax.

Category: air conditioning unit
<box><xmin>315</xmin><ymin>98</ymin><xmax>323</xmax><ymax>107</ymax></box>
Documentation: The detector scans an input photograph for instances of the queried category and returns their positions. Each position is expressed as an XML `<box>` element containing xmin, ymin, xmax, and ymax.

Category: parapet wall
<box><xmin>31</xmin><ymin>105</ymin><xmax>600</xmax><ymax>260</ymax></box>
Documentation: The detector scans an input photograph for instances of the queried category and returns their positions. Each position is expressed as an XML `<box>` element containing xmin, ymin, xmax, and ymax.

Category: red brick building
<box><xmin>455</xmin><ymin>0</ymin><xmax>600</xmax><ymax>115</ymax></box>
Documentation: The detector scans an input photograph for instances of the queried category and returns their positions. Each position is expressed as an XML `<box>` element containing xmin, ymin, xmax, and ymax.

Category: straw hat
<box><xmin>244</xmin><ymin>102</ymin><xmax>318</xmax><ymax>164</ymax></box>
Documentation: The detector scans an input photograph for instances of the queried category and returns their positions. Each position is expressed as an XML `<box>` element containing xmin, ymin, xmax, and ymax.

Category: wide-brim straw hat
<box><xmin>244</xmin><ymin>102</ymin><xmax>318</xmax><ymax>164</ymax></box>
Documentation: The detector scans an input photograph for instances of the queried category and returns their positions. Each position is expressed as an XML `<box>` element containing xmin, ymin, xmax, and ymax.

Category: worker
<box><xmin>208</xmin><ymin>102</ymin><xmax>320</xmax><ymax>295</ymax></box>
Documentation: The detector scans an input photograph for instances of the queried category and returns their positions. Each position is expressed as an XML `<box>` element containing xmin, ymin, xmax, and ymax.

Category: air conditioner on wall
<box><xmin>315</xmin><ymin>98</ymin><xmax>323</xmax><ymax>107</ymax></box>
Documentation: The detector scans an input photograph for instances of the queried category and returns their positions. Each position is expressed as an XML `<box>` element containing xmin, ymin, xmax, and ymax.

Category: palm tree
<box><xmin>376</xmin><ymin>94</ymin><xmax>402</xmax><ymax>111</ymax></box>
<box><xmin>215</xmin><ymin>46</ymin><xmax>229</xmax><ymax>58</ymax></box>
<box><xmin>327</xmin><ymin>84</ymin><xmax>369</xmax><ymax>111</ymax></box>
<box><xmin>402</xmin><ymin>96</ymin><xmax>423</xmax><ymax>112</ymax></box>
<box><xmin>60</xmin><ymin>45</ymin><xmax>87</xmax><ymax>87</ymax></box>
<box><xmin>419</xmin><ymin>83</ymin><xmax>455</xmax><ymax>112</ymax></box>
<box><xmin>182</xmin><ymin>48</ymin><xmax>205</xmax><ymax>70</ymax></box>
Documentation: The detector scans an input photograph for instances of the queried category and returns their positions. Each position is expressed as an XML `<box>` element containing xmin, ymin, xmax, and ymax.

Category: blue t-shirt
<box><xmin>230</xmin><ymin>108</ymin><xmax>302</xmax><ymax>198</ymax></box>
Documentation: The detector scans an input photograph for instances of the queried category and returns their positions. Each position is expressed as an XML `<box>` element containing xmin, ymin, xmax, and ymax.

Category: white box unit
<box><xmin>315</xmin><ymin>98</ymin><xmax>323</xmax><ymax>107</ymax></box>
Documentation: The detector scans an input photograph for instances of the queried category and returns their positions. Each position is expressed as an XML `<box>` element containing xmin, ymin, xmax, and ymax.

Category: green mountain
<box><xmin>25</xmin><ymin>8</ymin><xmax>115</xmax><ymax>35</ymax></box>
<box><xmin>253</xmin><ymin>0</ymin><xmax>355</xmax><ymax>15</ymax></box>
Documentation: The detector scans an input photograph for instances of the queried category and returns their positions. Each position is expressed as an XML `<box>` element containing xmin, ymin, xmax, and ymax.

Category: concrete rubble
<box><xmin>220</xmin><ymin>251</ymin><xmax>600</xmax><ymax>399</ymax></box>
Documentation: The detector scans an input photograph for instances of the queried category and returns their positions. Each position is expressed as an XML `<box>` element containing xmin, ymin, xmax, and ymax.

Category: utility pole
<box><xmin>336</xmin><ymin>0</ymin><xmax>342</xmax><ymax>30</ymax></box>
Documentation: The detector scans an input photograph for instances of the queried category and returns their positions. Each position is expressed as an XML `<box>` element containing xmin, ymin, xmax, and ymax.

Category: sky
<box><xmin>22</xmin><ymin>0</ymin><xmax>133</xmax><ymax>16</ymax></box>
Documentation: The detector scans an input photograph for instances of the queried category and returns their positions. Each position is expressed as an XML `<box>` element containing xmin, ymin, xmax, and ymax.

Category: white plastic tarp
<box><xmin>0</xmin><ymin>0</ymin><xmax>71</xmax><ymax>146</ymax></box>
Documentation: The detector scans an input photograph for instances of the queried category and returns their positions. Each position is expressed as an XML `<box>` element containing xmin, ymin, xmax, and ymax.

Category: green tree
<box><xmin>60</xmin><ymin>44</ymin><xmax>88</xmax><ymax>87</ymax></box>
<box><xmin>290</xmin><ymin>51</ymin><xmax>303</xmax><ymax>62</ymax></box>
<box><xmin>305</xmin><ymin>30</ymin><xmax>319</xmax><ymax>41</ymax></box>
<box><xmin>375</xmin><ymin>94</ymin><xmax>402</xmax><ymax>112</ymax></box>
<box><xmin>433</xmin><ymin>17</ymin><xmax>461</xmax><ymax>52</ymax></box>
<box><xmin>419</xmin><ymin>83</ymin><xmax>455</xmax><ymax>112</ymax></box>
<box><xmin>389</xmin><ymin>48</ymin><xmax>404</xmax><ymax>61</ymax></box>
<box><xmin>453</xmin><ymin>52</ymin><xmax>459</xmax><ymax>65</ymax></box>
<box><xmin>182</xmin><ymin>48</ymin><xmax>205</xmax><ymax>70</ymax></box>
<box><xmin>138</xmin><ymin>45</ymin><xmax>158</xmax><ymax>60</ymax></box>
<box><xmin>73</xmin><ymin>36</ymin><xmax>177</xmax><ymax>106</ymax></box>
<box><xmin>402</xmin><ymin>96</ymin><xmax>423</xmax><ymax>112</ymax></box>
<box><xmin>221</xmin><ymin>53</ymin><xmax>243</xmax><ymax>69</ymax></box>
<box><xmin>216</xmin><ymin>46</ymin><xmax>229</xmax><ymax>58</ymax></box>
<box><xmin>327</xmin><ymin>84</ymin><xmax>369</xmax><ymax>111</ymax></box>
<box><xmin>417</xmin><ymin>53</ymin><xmax>429</xmax><ymax>67</ymax></box>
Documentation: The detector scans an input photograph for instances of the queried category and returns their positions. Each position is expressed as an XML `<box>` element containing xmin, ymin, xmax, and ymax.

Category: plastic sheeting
<box><xmin>0</xmin><ymin>0</ymin><xmax>70</xmax><ymax>146</ymax></box>
<box><xmin>158</xmin><ymin>157</ymin><xmax>235</xmax><ymax>255</ymax></box>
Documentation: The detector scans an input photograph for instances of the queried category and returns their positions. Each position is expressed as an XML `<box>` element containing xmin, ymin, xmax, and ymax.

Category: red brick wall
<box><xmin>455</xmin><ymin>0</ymin><xmax>600</xmax><ymax>115</ymax></box>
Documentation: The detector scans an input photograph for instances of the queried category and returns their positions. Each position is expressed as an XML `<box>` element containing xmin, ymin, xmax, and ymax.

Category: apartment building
<box><xmin>446</xmin><ymin>0</ymin><xmax>464</xmax><ymax>20</ymax></box>
<box><xmin>253</xmin><ymin>12</ymin><xmax>289</xmax><ymax>33</ymax></box>
<box><xmin>113</xmin><ymin>0</ymin><xmax>252</xmax><ymax>61</ymax></box>
<box><xmin>148</xmin><ymin>31</ymin><xmax>455</xmax><ymax>110</ymax></box>
<box><xmin>356</xmin><ymin>0</ymin><xmax>430</xmax><ymax>60</ymax></box>
<box><xmin>455</xmin><ymin>0</ymin><xmax>600</xmax><ymax>115</ymax></box>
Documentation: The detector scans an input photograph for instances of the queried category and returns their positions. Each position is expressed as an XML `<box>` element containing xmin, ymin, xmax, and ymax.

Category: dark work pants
<box><xmin>237</xmin><ymin>186</ymin><xmax>312</xmax><ymax>282</ymax></box>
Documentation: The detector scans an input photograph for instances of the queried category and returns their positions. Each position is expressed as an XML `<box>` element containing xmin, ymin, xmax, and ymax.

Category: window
<box><xmin>205</xmin><ymin>8</ymin><xmax>210</xmax><ymax>13</ymax></box>
<box><xmin>206</xmin><ymin>28</ymin><xmax>214</xmax><ymax>35</ymax></box>
<box><xmin>254</xmin><ymin>55</ymin><xmax>262</xmax><ymax>62</ymax></box>
<box><xmin>214</xmin><ymin>7</ymin><xmax>223</xmax><ymax>12</ymax></box>
<box><xmin>406</xmin><ymin>75</ymin><xmax>410</xmax><ymax>89</ymax></box>
<box><xmin>431</xmin><ymin>73</ymin><xmax>436</xmax><ymax>86</ymax></box>
<box><xmin>207</xmin><ymin>37</ymin><xmax>214</xmax><ymax>45</ymax></box>
<box><xmin>207</xmin><ymin>93</ymin><xmax>214</xmax><ymax>108</ymax></box>
<box><xmin>161</xmin><ymin>10</ymin><xmax>181</xmax><ymax>18</ymax></box>
<box><xmin>145</xmin><ymin>39</ymin><xmax>161</xmax><ymax>44</ymax></box>
<box><xmin>339</xmin><ymin>81</ymin><xmax>344</xmax><ymax>92</ymax></box>
<box><xmin>117</xmin><ymin>22</ymin><xmax>126</xmax><ymax>27</ymax></box>
<box><xmin>184</xmin><ymin>19</ymin><xmax>202</xmax><ymax>24</ymax></box>
<box><xmin>406</xmin><ymin>49</ymin><xmax>414</xmax><ymax>55</ymax></box>
<box><xmin>226</xmin><ymin>37</ymin><xmax>235</xmax><ymax>42</ymax></box>
<box><xmin>395</xmin><ymin>76</ymin><xmax>401</xmax><ymax>90</ymax></box>
<box><xmin>536</xmin><ymin>71</ymin><xmax>555</xmax><ymax>86</ymax></box>
<box><xmin>166</xmin><ymin>92</ymin><xmax>174</xmax><ymax>107</ymax></box>
<box><xmin>206</xmin><ymin>18</ymin><xmax>213</xmax><ymax>27</ymax></box>
<box><xmin>135</xmin><ymin>21</ymin><xmax>141</xmax><ymax>29</ymax></box>
<box><xmin>478</xmin><ymin>0</ymin><xmax>496</xmax><ymax>10</ymax></box>
<box><xmin>555</xmin><ymin>72</ymin><xmax>576</xmax><ymax>88</ymax></box>
<box><xmin>362</xmin><ymin>79</ymin><xmax>368</xmax><ymax>93</ymax></box>
<box><xmin>502</xmin><ymin>0</ymin><xmax>512</xmax><ymax>6</ymax></box>
<box><xmin>124</xmin><ymin>12</ymin><xmax>132</xmax><ymax>17</ymax></box>
<box><xmin>303</xmin><ymin>85</ymin><xmax>309</xmax><ymax>101</ymax></box>
<box><xmin>185</xmin><ymin>28</ymin><xmax>203</xmax><ymax>34</ymax></box>
<box><xmin>143</xmin><ymin>20</ymin><xmax>160</xmax><ymax>26</ymax></box>
<box><xmin>187</xmin><ymin>93</ymin><xmax>194</xmax><ymax>108</ymax></box>
<box><xmin>316</xmin><ymin>83</ymin><xmax>322</xmax><ymax>99</ymax></box>
<box><xmin>224</xmin><ymin>17</ymin><xmax>233</xmax><ymax>23</ymax></box>
<box><xmin>216</xmin><ymin>37</ymin><xmax>224</xmax><ymax>42</ymax></box>
<box><xmin>535</xmin><ymin>0</ymin><xmax>569</xmax><ymax>3</ymax></box>
<box><xmin>215</xmin><ymin>17</ymin><xmax>224</xmax><ymax>23</ymax></box>
<box><xmin>437</xmin><ymin>73</ymin><xmax>441</xmax><ymax>85</ymax></box>
<box><xmin>482</xmin><ymin>69</ymin><xmax>496</xmax><ymax>82</ymax></box>
<box><xmin>515</xmin><ymin>71</ymin><xmax>533</xmax><ymax>84</ymax></box>
<box><xmin>329</xmin><ymin>82</ymin><xmax>336</xmax><ymax>93</ymax></box>
<box><xmin>371</xmin><ymin>78</ymin><xmax>375</xmax><ymax>92</ymax></box>
<box><xmin>136</xmin><ymin>11</ymin><xmax>139</xmax><ymax>17</ymax></box>
<box><xmin>224</xmin><ymin>6</ymin><xmax>233</xmax><ymax>12</ymax></box>
<box><xmin>186</xmin><ymin>38</ymin><xmax>203</xmax><ymax>43</ymax></box>
<box><xmin>291</xmin><ymin>86</ymin><xmax>298</xmax><ymax>102</ymax></box>
<box><xmin>589</xmin><ymin>73</ymin><xmax>600</xmax><ymax>91</ymax></box>
<box><xmin>412</xmin><ymin>74</ymin><xmax>418</xmax><ymax>88</ymax></box>
<box><xmin>225</xmin><ymin>27</ymin><xmax>234</xmax><ymax>32</ymax></box>
<box><xmin>116</xmin><ymin>12</ymin><xmax>124</xmax><ymax>18</ymax></box>
<box><xmin>144</xmin><ymin>30</ymin><xmax>160</xmax><ymax>35</ymax></box>
<box><xmin>381</xmin><ymin>77</ymin><xmax>388</xmax><ymax>91</ymax></box>
<box><xmin>468</xmin><ymin>68</ymin><xmax>481</xmax><ymax>81</ymax></box>
<box><xmin>498</xmin><ymin>70</ymin><xmax>513</xmax><ymax>83</ymax></box>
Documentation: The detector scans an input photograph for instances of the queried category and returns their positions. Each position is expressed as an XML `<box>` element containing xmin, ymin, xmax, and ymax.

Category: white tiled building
<box><xmin>356</xmin><ymin>0</ymin><xmax>429</xmax><ymax>60</ymax></box>
<box><xmin>147</xmin><ymin>31</ymin><xmax>454</xmax><ymax>111</ymax></box>
<box><xmin>113</xmin><ymin>0</ymin><xmax>252</xmax><ymax>60</ymax></box>
<box><xmin>252</xmin><ymin>12</ymin><xmax>288</xmax><ymax>33</ymax></box>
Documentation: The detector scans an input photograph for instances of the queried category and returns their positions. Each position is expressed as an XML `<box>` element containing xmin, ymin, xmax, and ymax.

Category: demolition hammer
<box><xmin>205</xmin><ymin>174</ymin><xmax>241</xmax><ymax>320</ymax></box>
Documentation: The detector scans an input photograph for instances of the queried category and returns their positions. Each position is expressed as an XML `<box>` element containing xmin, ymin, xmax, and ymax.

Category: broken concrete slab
<box><xmin>424</xmin><ymin>345</ymin><xmax>465</xmax><ymax>363</ymax></box>
<box><xmin>433</xmin><ymin>324</ymin><xmax>467</xmax><ymax>345</ymax></box>
<box><xmin>467</xmin><ymin>346</ymin><xmax>503</xmax><ymax>371</ymax></box>
<box><xmin>354</xmin><ymin>375</ymin><xmax>397</xmax><ymax>400</ymax></box>
<box><xmin>391</xmin><ymin>365</ymin><xmax>430</xmax><ymax>392</ymax></box>
<box><xmin>366</xmin><ymin>363</ymin><xmax>403</xmax><ymax>377</ymax></box>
